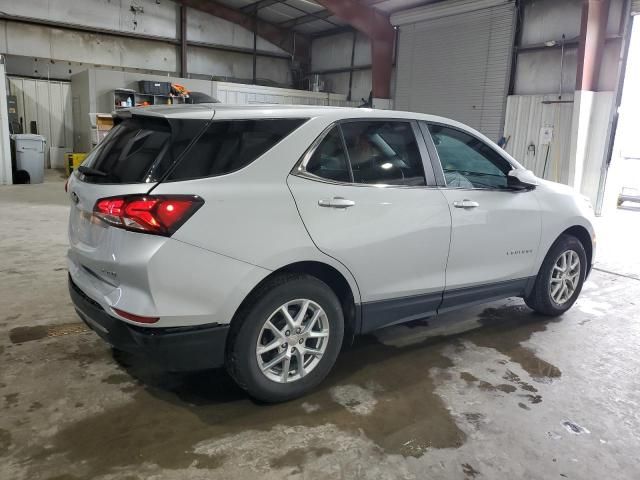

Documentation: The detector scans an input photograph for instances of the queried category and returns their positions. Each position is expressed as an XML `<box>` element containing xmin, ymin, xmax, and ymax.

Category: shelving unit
<box><xmin>113</xmin><ymin>88</ymin><xmax>135</xmax><ymax>109</ymax></box>
<box><xmin>134</xmin><ymin>93</ymin><xmax>153</xmax><ymax>107</ymax></box>
<box><xmin>113</xmin><ymin>89</ymin><xmax>187</xmax><ymax>110</ymax></box>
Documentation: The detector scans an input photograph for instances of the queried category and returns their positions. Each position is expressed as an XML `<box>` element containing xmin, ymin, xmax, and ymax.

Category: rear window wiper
<box><xmin>78</xmin><ymin>166</ymin><xmax>108</xmax><ymax>177</ymax></box>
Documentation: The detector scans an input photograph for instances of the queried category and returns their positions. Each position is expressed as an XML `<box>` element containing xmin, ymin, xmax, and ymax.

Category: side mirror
<box><xmin>507</xmin><ymin>169</ymin><xmax>538</xmax><ymax>191</ymax></box>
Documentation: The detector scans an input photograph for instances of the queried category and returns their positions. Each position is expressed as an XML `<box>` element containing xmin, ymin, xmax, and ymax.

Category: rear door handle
<box><xmin>453</xmin><ymin>199</ymin><xmax>479</xmax><ymax>209</ymax></box>
<box><xmin>318</xmin><ymin>197</ymin><xmax>355</xmax><ymax>209</ymax></box>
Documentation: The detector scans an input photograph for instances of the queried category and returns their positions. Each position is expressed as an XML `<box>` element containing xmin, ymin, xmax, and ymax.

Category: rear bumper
<box><xmin>69</xmin><ymin>276</ymin><xmax>229</xmax><ymax>371</ymax></box>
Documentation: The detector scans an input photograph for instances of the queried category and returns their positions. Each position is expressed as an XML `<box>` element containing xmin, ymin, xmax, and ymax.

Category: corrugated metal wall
<box><xmin>503</xmin><ymin>94</ymin><xmax>575</xmax><ymax>184</ymax></box>
<box><xmin>8</xmin><ymin>77</ymin><xmax>73</xmax><ymax>168</ymax></box>
<box><xmin>215</xmin><ymin>82</ymin><xmax>359</xmax><ymax>107</ymax></box>
<box><xmin>393</xmin><ymin>1</ymin><xmax>515</xmax><ymax>141</ymax></box>
<box><xmin>0</xmin><ymin>62</ymin><xmax>12</xmax><ymax>184</ymax></box>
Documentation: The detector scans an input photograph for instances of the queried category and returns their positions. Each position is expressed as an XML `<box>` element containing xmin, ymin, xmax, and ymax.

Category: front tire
<box><xmin>525</xmin><ymin>234</ymin><xmax>587</xmax><ymax>316</ymax></box>
<box><xmin>226</xmin><ymin>273</ymin><xmax>344</xmax><ymax>402</ymax></box>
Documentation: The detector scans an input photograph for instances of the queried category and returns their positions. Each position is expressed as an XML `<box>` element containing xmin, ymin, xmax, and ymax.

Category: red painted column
<box><xmin>576</xmin><ymin>0</ymin><xmax>610</xmax><ymax>91</ymax></box>
<box><xmin>315</xmin><ymin>0</ymin><xmax>395</xmax><ymax>99</ymax></box>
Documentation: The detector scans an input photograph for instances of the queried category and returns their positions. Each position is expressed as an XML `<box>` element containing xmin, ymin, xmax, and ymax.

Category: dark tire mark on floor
<box><xmin>0</xmin><ymin>428</ymin><xmax>11</xmax><ymax>456</ymax></box>
<box><xmin>9</xmin><ymin>326</ymin><xmax>48</xmax><ymax>343</ymax></box>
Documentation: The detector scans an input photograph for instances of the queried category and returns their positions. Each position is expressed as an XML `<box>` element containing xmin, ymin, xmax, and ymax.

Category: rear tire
<box><xmin>226</xmin><ymin>273</ymin><xmax>344</xmax><ymax>402</ymax></box>
<box><xmin>525</xmin><ymin>234</ymin><xmax>587</xmax><ymax>316</ymax></box>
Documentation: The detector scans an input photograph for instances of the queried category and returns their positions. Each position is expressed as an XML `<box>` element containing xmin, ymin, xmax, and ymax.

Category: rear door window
<box><xmin>80</xmin><ymin>116</ymin><xmax>206</xmax><ymax>184</ymax></box>
<box><xmin>340</xmin><ymin>121</ymin><xmax>426</xmax><ymax>186</ymax></box>
<box><xmin>167</xmin><ymin>119</ymin><xmax>307</xmax><ymax>181</ymax></box>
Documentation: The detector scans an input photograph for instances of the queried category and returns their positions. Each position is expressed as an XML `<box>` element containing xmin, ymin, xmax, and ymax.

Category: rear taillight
<box><xmin>94</xmin><ymin>195</ymin><xmax>203</xmax><ymax>236</ymax></box>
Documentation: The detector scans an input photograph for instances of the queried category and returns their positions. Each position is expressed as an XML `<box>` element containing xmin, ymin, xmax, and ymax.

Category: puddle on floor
<box><xmin>22</xmin><ymin>302</ymin><xmax>563</xmax><ymax>477</ymax></box>
<box><xmin>466</xmin><ymin>305</ymin><xmax>562</xmax><ymax>381</ymax></box>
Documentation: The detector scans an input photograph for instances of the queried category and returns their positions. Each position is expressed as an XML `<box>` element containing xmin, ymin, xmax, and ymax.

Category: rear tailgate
<box><xmin>67</xmin><ymin>109</ymin><xmax>213</xmax><ymax>310</ymax></box>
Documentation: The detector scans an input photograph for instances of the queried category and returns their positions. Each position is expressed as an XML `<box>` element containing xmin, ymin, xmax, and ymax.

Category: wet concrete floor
<box><xmin>1</xmin><ymin>172</ymin><xmax>639</xmax><ymax>479</ymax></box>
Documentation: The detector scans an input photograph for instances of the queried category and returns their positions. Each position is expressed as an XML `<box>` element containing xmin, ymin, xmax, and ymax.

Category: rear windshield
<box><xmin>80</xmin><ymin>116</ymin><xmax>306</xmax><ymax>184</ymax></box>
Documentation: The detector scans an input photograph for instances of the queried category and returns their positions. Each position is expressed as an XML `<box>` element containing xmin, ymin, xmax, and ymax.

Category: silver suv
<box><xmin>67</xmin><ymin>104</ymin><xmax>595</xmax><ymax>401</ymax></box>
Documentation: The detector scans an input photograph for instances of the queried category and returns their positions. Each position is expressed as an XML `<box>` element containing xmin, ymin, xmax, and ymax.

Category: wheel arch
<box><xmin>227</xmin><ymin>261</ymin><xmax>360</xmax><ymax>354</ymax></box>
<box><xmin>561</xmin><ymin>225</ymin><xmax>593</xmax><ymax>276</ymax></box>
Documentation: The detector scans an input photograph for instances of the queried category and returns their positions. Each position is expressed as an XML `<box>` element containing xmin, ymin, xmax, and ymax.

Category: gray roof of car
<box><xmin>123</xmin><ymin>103</ymin><xmax>450</xmax><ymax>123</ymax></box>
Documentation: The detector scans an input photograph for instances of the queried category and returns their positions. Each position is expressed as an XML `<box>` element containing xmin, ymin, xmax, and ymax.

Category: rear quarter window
<box><xmin>80</xmin><ymin>116</ymin><xmax>206</xmax><ymax>184</ymax></box>
<box><xmin>80</xmin><ymin>116</ymin><xmax>306</xmax><ymax>184</ymax></box>
<box><xmin>167</xmin><ymin>118</ymin><xmax>307</xmax><ymax>181</ymax></box>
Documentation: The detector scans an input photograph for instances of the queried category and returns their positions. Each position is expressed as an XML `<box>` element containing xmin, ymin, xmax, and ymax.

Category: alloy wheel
<box><xmin>549</xmin><ymin>249</ymin><xmax>581</xmax><ymax>305</ymax></box>
<box><xmin>256</xmin><ymin>299</ymin><xmax>330</xmax><ymax>383</ymax></box>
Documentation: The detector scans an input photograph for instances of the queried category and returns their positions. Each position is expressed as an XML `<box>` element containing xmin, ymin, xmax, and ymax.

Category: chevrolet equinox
<box><xmin>67</xmin><ymin>105</ymin><xmax>595</xmax><ymax>402</ymax></box>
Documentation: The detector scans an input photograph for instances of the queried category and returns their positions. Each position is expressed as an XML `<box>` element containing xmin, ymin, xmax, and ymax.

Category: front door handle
<box><xmin>318</xmin><ymin>197</ymin><xmax>355</xmax><ymax>209</ymax></box>
<box><xmin>453</xmin><ymin>199</ymin><xmax>479</xmax><ymax>209</ymax></box>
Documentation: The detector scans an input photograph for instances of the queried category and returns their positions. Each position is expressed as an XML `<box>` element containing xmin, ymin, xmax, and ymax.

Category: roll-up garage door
<box><xmin>392</xmin><ymin>0</ymin><xmax>516</xmax><ymax>142</ymax></box>
<box><xmin>632</xmin><ymin>0</ymin><xmax>640</xmax><ymax>15</ymax></box>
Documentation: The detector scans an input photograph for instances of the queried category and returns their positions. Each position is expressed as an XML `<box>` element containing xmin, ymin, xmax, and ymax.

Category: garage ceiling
<box><xmin>214</xmin><ymin>0</ymin><xmax>444</xmax><ymax>35</ymax></box>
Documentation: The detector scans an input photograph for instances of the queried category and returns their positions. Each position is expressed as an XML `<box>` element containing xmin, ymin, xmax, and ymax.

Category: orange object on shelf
<box><xmin>171</xmin><ymin>83</ymin><xmax>189</xmax><ymax>96</ymax></box>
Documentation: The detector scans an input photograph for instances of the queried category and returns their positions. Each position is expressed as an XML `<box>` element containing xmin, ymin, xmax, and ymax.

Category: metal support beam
<box><xmin>347</xmin><ymin>31</ymin><xmax>357</xmax><ymax>101</ymax></box>
<box><xmin>576</xmin><ymin>0</ymin><xmax>611</xmax><ymax>91</ymax></box>
<box><xmin>311</xmin><ymin>64</ymin><xmax>372</xmax><ymax>75</ymax></box>
<box><xmin>0</xmin><ymin>14</ymin><xmax>291</xmax><ymax>60</ymax></box>
<box><xmin>180</xmin><ymin>6</ymin><xmax>188</xmax><ymax>77</ymax></box>
<box><xmin>176</xmin><ymin>0</ymin><xmax>310</xmax><ymax>63</ymax></box>
<box><xmin>253</xmin><ymin>6</ymin><xmax>258</xmax><ymax>84</ymax></box>
<box><xmin>240</xmin><ymin>0</ymin><xmax>279</xmax><ymax>12</ymax></box>
<box><xmin>280</xmin><ymin>10</ymin><xmax>333</xmax><ymax>28</ymax></box>
<box><xmin>314</xmin><ymin>0</ymin><xmax>394</xmax><ymax>99</ymax></box>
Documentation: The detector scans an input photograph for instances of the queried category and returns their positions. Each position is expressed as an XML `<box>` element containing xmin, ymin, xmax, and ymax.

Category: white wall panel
<box><xmin>62</xmin><ymin>83</ymin><xmax>73</xmax><ymax>147</ymax></box>
<box><xmin>5</xmin><ymin>23</ymin><xmax>178</xmax><ymax>73</ymax></box>
<box><xmin>322</xmin><ymin>70</ymin><xmax>372</xmax><ymax>102</ymax></box>
<box><xmin>503</xmin><ymin>94</ymin><xmax>575</xmax><ymax>184</ymax></box>
<box><xmin>20</xmin><ymin>80</ymin><xmax>38</xmax><ymax>134</ymax></box>
<box><xmin>580</xmin><ymin>92</ymin><xmax>615</xmax><ymax>205</ymax></box>
<box><xmin>187</xmin><ymin>46</ymin><xmax>253</xmax><ymax>80</ymax></box>
<box><xmin>514</xmin><ymin>48</ymin><xmax>578</xmax><ymax>96</ymax></box>
<box><xmin>256</xmin><ymin>56</ymin><xmax>291</xmax><ymax>85</ymax></box>
<box><xmin>311</xmin><ymin>32</ymin><xmax>371</xmax><ymax>71</ymax></box>
<box><xmin>520</xmin><ymin>0</ymin><xmax>582</xmax><ymax>46</ymax></box>
<box><xmin>0</xmin><ymin>21</ymin><xmax>7</xmax><ymax>54</ymax></box>
<box><xmin>187</xmin><ymin>7</ymin><xmax>286</xmax><ymax>54</ymax></box>
<box><xmin>1</xmin><ymin>0</ymin><xmax>178</xmax><ymax>39</ymax></box>
<box><xmin>215</xmin><ymin>82</ymin><xmax>358</xmax><ymax>107</ymax></box>
<box><xmin>1</xmin><ymin>2</ymin><xmax>291</xmax><ymax>81</ymax></box>
<box><xmin>0</xmin><ymin>61</ymin><xmax>12</xmax><ymax>184</ymax></box>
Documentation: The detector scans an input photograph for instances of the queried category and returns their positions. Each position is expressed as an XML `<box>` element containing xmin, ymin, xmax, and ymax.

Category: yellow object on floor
<box><xmin>66</xmin><ymin>153</ymin><xmax>87</xmax><ymax>175</ymax></box>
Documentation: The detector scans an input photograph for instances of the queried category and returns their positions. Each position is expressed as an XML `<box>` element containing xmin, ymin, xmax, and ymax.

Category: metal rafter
<box><xmin>175</xmin><ymin>0</ymin><xmax>310</xmax><ymax>61</ymax></box>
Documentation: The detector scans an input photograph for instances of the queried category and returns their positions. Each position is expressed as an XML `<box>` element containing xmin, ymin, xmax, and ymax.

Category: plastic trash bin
<box><xmin>12</xmin><ymin>134</ymin><xmax>46</xmax><ymax>184</ymax></box>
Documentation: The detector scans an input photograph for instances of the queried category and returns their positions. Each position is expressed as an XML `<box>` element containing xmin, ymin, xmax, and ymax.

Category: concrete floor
<box><xmin>1</xmin><ymin>171</ymin><xmax>639</xmax><ymax>480</ymax></box>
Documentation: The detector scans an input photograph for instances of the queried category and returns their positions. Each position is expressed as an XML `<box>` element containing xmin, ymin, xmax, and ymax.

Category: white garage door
<box><xmin>392</xmin><ymin>0</ymin><xmax>516</xmax><ymax>142</ymax></box>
